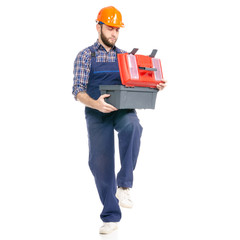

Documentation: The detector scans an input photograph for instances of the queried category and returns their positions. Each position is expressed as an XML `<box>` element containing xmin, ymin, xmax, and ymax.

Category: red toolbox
<box><xmin>117</xmin><ymin>48</ymin><xmax>164</xmax><ymax>88</ymax></box>
<box><xmin>100</xmin><ymin>49</ymin><xmax>164</xmax><ymax>109</ymax></box>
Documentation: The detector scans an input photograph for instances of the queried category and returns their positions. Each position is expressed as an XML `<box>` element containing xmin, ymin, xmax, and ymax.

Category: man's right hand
<box><xmin>96</xmin><ymin>94</ymin><xmax>118</xmax><ymax>113</ymax></box>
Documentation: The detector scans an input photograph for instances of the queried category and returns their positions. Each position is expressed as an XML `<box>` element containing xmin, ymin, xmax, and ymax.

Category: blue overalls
<box><xmin>85</xmin><ymin>45</ymin><xmax>143</xmax><ymax>222</ymax></box>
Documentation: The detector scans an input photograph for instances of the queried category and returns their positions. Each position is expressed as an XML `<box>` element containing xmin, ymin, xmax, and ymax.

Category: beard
<box><xmin>100</xmin><ymin>27</ymin><xmax>117</xmax><ymax>48</ymax></box>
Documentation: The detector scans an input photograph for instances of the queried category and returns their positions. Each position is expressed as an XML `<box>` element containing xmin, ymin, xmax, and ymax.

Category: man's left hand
<box><xmin>156</xmin><ymin>79</ymin><xmax>167</xmax><ymax>91</ymax></box>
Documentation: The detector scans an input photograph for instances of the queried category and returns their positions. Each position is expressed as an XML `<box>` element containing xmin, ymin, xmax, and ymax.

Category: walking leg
<box><xmin>114</xmin><ymin>110</ymin><xmax>143</xmax><ymax>188</ymax></box>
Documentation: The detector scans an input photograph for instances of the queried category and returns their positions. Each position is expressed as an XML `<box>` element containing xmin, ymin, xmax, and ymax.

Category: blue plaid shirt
<box><xmin>72</xmin><ymin>41</ymin><xmax>126</xmax><ymax>99</ymax></box>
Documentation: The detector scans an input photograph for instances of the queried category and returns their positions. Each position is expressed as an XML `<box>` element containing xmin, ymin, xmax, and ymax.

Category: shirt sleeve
<box><xmin>72</xmin><ymin>48</ymin><xmax>91</xmax><ymax>100</ymax></box>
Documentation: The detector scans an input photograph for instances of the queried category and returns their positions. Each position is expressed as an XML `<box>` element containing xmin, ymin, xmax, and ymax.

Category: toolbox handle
<box><xmin>149</xmin><ymin>49</ymin><xmax>158</xmax><ymax>58</ymax></box>
<box><xmin>129</xmin><ymin>48</ymin><xmax>138</xmax><ymax>55</ymax></box>
<box><xmin>129</xmin><ymin>48</ymin><xmax>139</xmax><ymax>55</ymax></box>
<box><xmin>139</xmin><ymin>66</ymin><xmax>157</xmax><ymax>71</ymax></box>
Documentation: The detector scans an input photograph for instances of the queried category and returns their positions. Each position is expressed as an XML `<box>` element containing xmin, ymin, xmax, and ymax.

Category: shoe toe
<box><xmin>120</xmin><ymin>199</ymin><xmax>133</xmax><ymax>208</ymax></box>
<box><xmin>99</xmin><ymin>222</ymin><xmax>118</xmax><ymax>234</ymax></box>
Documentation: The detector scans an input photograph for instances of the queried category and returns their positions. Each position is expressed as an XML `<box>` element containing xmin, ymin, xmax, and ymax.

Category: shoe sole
<box><xmin>99</xmin><ymin>225</ymin><xmax>118</xmax><ymax>234</ymax></box>
<box><xmin>119</xmin><ymin>202</ymin><xmax>133</xmax><ymax>208</ymax></box>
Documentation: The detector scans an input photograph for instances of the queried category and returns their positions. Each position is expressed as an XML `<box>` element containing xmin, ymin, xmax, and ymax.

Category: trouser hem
<box><xmin>117</xmin><ymin>181</ymin><xmax>133</xmax><ymax>188</ymax></box>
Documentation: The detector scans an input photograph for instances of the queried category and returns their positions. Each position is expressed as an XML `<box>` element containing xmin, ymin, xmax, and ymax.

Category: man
<box><xmin>72</xmin><ymin>6</ymin><xmax>167</xmax><ymax>234</ymax></box>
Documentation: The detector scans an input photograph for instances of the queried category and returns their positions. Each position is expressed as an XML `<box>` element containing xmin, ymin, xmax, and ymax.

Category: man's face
<box><xmin>99</xmin><ymin>24</ymin><xmax>120</xmax><ymax>48</ymax></box>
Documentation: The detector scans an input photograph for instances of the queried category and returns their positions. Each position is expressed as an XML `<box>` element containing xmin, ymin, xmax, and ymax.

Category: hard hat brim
<box><xmin>96</xmin><ymin>20</ymin><xmax>124</xmax><ymax>28</ymax></box>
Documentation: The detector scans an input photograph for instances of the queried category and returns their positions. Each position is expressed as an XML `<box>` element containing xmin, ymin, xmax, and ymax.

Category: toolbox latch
<box><xmin>138</xmin><ymin>66</ymin><xmax>157</xmax><ymax>71</ymax></box>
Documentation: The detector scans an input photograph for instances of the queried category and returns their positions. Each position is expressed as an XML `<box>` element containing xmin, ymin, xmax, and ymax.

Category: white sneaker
<box><xmin>116</xmin><ymin>187</ymin><xmax>133</xmax><ymax>208</ymax></box>
<box><xmin>99</xmin><ymin>222</ymin><xmax>118</xmax><ymax>234</ymax></box>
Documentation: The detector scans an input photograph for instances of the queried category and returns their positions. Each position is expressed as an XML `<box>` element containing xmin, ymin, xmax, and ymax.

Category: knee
<box><xmin>121</xmin><ymin>120</ymin><xmax>143</xmax><ymax>138</ymax></box>
<box><xmin>130</xmin><ymin>120</ymin><xmax>143</xmax><ymax>134</ymax></box>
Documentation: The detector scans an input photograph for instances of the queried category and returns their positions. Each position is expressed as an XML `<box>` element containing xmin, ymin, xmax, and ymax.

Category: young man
<box><xmin>72</xmin><ymin>6</ymin><xmax>166</xmax><ymax>234</ymax></box>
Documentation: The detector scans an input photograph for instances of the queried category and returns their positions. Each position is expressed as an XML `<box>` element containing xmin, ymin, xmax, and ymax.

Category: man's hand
<box><xmin>157</xmin><ymin>79</ymin><xmax>167</xmax><ymax>91</ymax></box>
<box><xmin>96</xmin><ymin>94</ymin><xmax>118</xmax><ymax>113</ymax></box>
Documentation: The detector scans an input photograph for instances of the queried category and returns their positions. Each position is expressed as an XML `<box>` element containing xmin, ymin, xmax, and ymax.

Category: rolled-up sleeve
<box><xmin>72</xmin><ymin>48</ymin><xmax>91</xmax><ymax>100</ymax></box>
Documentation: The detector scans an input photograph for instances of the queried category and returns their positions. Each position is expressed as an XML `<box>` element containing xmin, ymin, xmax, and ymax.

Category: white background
<box><xmin>0</xmin><ymin>0</ymin><xmax>239</xmax><ymax>239</ymax></box>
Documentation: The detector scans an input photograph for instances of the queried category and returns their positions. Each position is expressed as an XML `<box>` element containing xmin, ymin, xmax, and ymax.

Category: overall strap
<box><xmin>115</xmin><ymin>47</ymin><xmax>122</xmax><ymax>55</ymax></box>
<box><xmin>88</xmin><ymin>46</ymin><xmax>96</xmax><ymax>58</ymax></box>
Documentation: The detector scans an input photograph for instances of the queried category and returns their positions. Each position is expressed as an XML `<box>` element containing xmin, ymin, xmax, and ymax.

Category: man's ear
<box><xmin>96</xmin><ymin>24</ymin><xmax>101</xmax><ymax>34</ymax></box>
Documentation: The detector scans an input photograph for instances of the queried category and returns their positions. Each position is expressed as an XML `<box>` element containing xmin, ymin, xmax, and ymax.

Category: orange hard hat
<box><xmin>96</xmin><ymin>6</ymin><xmax>124</xmax><ymax>28</ymax></box>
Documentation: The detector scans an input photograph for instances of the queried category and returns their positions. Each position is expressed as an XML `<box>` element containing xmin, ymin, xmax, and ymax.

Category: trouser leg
<box><xmin>114</xmin><ymin>110</ymin><xmax>143</xmax><ymax>188</ymax></box>
<box><xmin>85</xmin><ymin>109</ymin><xmax>121</xmax><ymax>222</ymax></box>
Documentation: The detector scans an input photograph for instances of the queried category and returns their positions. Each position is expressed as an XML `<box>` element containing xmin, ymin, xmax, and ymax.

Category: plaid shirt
<box><xmin>72</xmin><ymin>41</ymin><xmax>126</xmax><ymax>99</ymax></box>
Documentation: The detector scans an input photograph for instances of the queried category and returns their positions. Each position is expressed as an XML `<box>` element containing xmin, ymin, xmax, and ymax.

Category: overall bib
<box><xmin>85</xmin><ymin>46</ymin><xmax>143</xmax><ymax>222</ymax></box>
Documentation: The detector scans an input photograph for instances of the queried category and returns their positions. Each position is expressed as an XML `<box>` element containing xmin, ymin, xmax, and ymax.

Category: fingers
<box><xmin>157</xmin><ymin>79</ymin><xmax>167</xmax><ymax>90</ymax></box>
<box><xmin>102</xmin><ymin>102</ymin><xmax>118</xmax><ymax>113</ymax></box>
<box><xmin>101</xmin><ymin>94</ymin><xmax>111</xmax><ymax>99</ymax></box>
<box><xmin>98</xmin><ymin>94</ymin><xmax>118</xmax><ymax>113</ymax></box>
